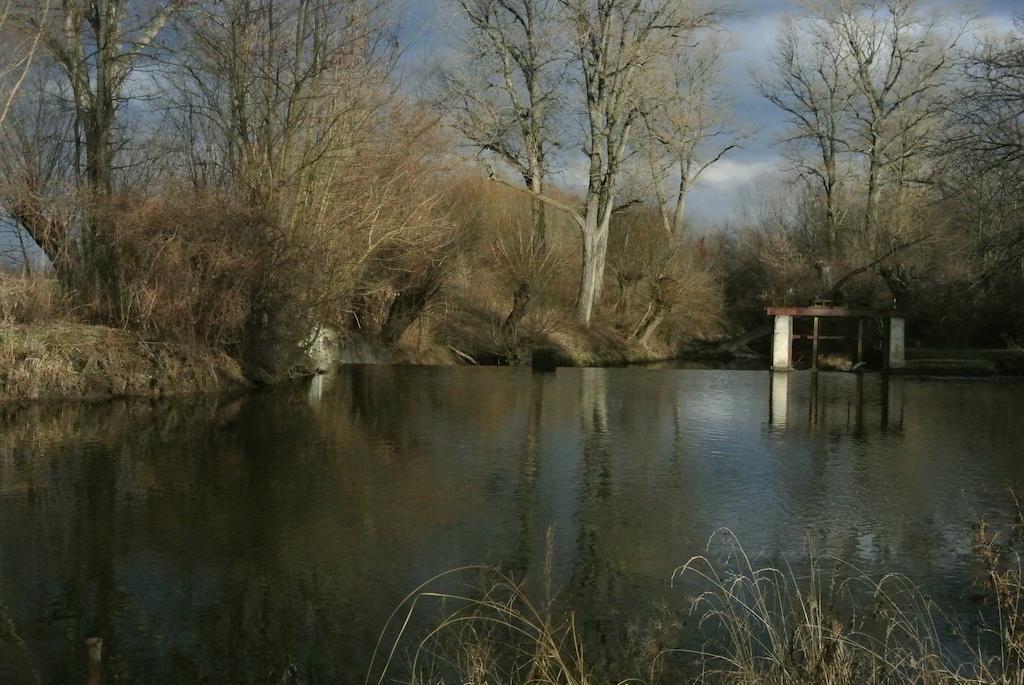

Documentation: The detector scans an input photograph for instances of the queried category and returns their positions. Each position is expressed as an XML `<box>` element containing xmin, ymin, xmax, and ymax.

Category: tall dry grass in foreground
<box><xmin>368</xmin><ymin>531</ymin><xmax>595</xmax><ymax>685</ymax></box>
<box><xmin>372</xmin><ymin>518</ymin><xmax>1024</xmax><ymax>685</ymax></box>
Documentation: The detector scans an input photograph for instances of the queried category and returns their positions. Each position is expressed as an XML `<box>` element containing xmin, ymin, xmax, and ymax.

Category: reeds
<box><xmin>369</xmin><ymin>528</ymin><xmax>598</xmax><ymax>685</ymax></box>
<box><xmin>368</xmin><ymin>565</ymin><xmax>593</xmax><ymax>685</ymax></box>
<box><xmin>374</xmin><ymin>519</ymin><xmax>1024</xmax><ymax>685</ymax></box>
<box><xmin>672</xmin><ymin>529</ymin><xmax>953</xmax><ymax>684</ymax></box>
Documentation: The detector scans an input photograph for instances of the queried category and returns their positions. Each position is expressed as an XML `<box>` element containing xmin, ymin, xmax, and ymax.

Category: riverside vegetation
<box><xmin>371</xmin><ymin>514</ymin><xmax>1024</xmax><ymax>685</ymax></box>
<box><xmin>0</xmin><ymin>1</ymin><xmax>1022</xmax><ymax>399</ymax></box>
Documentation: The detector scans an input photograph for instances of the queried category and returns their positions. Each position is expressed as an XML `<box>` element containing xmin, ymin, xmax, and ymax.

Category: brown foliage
<box><xmin>82</xmin><ymin>196</ymin><xmax>264</xmax><ymax>351</ymax></box>
<box><xmin>0</xmin><ymin>271</ymin><xmax>68</xmax><ymax>324</ymax></box>
<box><xmin>607</xmin><ymin>209</ymin><xmax>724</xmax><ymax>350</ymax></box>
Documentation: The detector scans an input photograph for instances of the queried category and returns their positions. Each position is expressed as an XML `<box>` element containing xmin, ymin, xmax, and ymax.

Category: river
<box><xmin>1</xmin><ymin>366</ymin><xmax>1023</xmax><ymax>682</ymax></box>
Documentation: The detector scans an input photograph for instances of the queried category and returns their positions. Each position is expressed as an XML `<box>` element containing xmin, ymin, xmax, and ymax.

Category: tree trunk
<box><xmin>9</xmin><ymin>206</ymin><xmax>76</xmax><ymax>286</ymax></box>
<box><xmin>575</xmin><ymin>221</ymin><xmax>609</xmax><ymax>326</ymax></box>
<box><xmin>823</xmin><ymin>150</ymin><xmax>838</xmax><ymax>255</ymax></box>
<box><xmin>637</xmin><ymin>309</ymin><xmax>668</xmax><ymax>349</ymax></box>
<box><xmin>670</xmin><ymin>164</ymin><xmax>689</xmax><ymax>239</ymax></box>
<box><xmin>530</xmin><ymin>173</ymin><xmax>546</xmax><ymax>249</ymax></box>
<box><xmin>381</xmin><ymin>282</ymin><xmax>437</xmax><ymax>346</ymax></box>
<box><xmin>502</xmin><ymin>281</ymin><xmax>530</xmax><ymax>333</ymax></box>
<box><xmin>864</xmin><ymin>128</ymin><xmax>882</xmax><ymax>246</ymax></box>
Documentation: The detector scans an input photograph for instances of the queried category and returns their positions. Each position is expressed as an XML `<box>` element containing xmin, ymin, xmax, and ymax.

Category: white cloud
<box><xmin>695</xmin><ymin>158</ymin><xmax>784</xmax><ymax>190</ymax></box>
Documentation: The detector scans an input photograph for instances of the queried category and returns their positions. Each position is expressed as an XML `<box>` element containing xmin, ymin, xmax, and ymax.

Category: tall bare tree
<box><xmin>941</xmin><ymin>15</ymin><xmax>1024</xmax><ymax>287</ymax></box>
<box><xmin>827</xmin><ymin>0</ymin><xmax>965</xmax><ymax>247</ymax></box>
<box><xmin>1</xmin><ymin>0</ymin><xmax>185</xmax><ymax>282</ymax></box>
<box><xmin>758</xmin><ymin>14</ymin><xmax>852</xmax><ymax>257</ymax></box>
<box><xmin>557</xmin><ymin>0</ymin><xmax>721</xmax><ymax>325</ymax></box>
<box><xmin>641</xmin><ymin>39</ymin><xmax>739</xmax><ymax>240</ymax></box>
<box><xmin>441</xmin><ymin>0</ymin><xmax>562</xmax><ymax>330</ymax></box>
<box><xmin>37</xmin><ymin>0</ymin><xmax>186</xmax><ymax>196</ymax></box>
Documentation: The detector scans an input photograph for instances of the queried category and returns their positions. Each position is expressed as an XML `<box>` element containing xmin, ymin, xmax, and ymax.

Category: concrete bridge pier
<box><xmin>886</xmin><ymin>317</ymin><xmax>906</xmax><ymax>370</ymax></box>
<box><xmin>771</xmin><ymin>315</ymin><xmax>793</xmax><ymax>370</ymax></box>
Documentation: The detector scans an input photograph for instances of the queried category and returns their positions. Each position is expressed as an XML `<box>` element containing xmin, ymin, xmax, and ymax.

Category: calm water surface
<box><xmin>1</xmin><ymin>367</ymin><xmax>1023</xmax><ymax>682</ymax></box>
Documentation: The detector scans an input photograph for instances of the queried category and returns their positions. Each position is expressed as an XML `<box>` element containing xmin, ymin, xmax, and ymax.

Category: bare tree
<box><xmin>170</xmin><ymin>0</ymin><xmax>397</xmax><ymax>210</ymax></box>
<box><xmin>0</xmin><ymin>72</ymin><xmax>78</xmax><ymax>280</ymax></box>
<box><xmin>941</xmin><ymin>15</ymin><xmax>1024</xmax><ymax>286</ymax></box>
<box><xmin>757</xmin><ymin>14</ymin><xmax>852</xmax><ymax>257</ymax></box>
<box><xmin>35</xmin><ymin>0</ymin><xmax>186</xmax><ymax>196</ymax></box>
<box><xmin>952</xmin><ymin>16</ymin><xmax>1024</xmax><ymax>176</ymax></box>
<box><xmin>167</xmin><ymin>0</ymin><xmax>459</xmax><ymax>366</ymax></box>
<box><xmin>827</xmin><ymin>0</ymin><xmax>965</xmax><ymax>246</ymax></box>
<box><xmin>607</xmin><ymin>207</ymin><xmax>720</xmax><ymax>349</ymax></box>
<box><xmin>557</xmin><ymin>0</ymin><xmax>722</xmax><ymax>325</ymax></box>
<box><xmin>0</xmin><ymin>0</ymin><xmax>51</xmax><ymax>129</ymax></box>
<box><xmin>0</xmin><ymin>0</ymin><xmax>54</xmax><ymax>274</ymax></box>
<box><xmin>0</xmin><ymin>0</ymin><xmax>185</xmax><ymax>284</ymax></box>
<box><xmin>758</xmin><ymin>0</ymin><xmax>965</xmax><ymax>302</ymax></box>
<box><xmin>441</xmin><ymin>0</ymin><xmax>562</xmax><ymax>331</ymax></box>
<box><xmin>641</xmin><ymin>38</ymin><xmax>739</xmax><ymax>240</ymax></box>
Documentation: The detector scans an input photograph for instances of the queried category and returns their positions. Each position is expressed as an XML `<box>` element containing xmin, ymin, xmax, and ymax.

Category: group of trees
<box><xmin>0</xmin><ymin>0</ymin><xmax>460</xmax><ymax>374</ymax></box>
<box><xmin>1</xmin><ymin>0</ymin><xmax>1022</xmax><ymax>370</ymax></box>
<box><xmin>442</xmin><ymin>0</ymin><xmax>734</xmax><ymax>329</ymax></box>
<box><xmin>734</xmin><ymin>1</ymin><xmax>1024</xmax><ymax>346</ymax></box>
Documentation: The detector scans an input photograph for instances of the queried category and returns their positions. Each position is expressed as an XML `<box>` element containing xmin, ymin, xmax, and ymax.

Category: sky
<box><xmin>400</xmin><ymin>0</ymin><xmax>1021</xmax><ymax>226</ymax></box>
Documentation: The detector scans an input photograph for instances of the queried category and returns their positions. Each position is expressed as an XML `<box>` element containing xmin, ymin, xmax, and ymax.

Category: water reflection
<box><xmin>1</xmin><ymin>369</ymin><xmax>1023</xmax><ymax>682</ymax></box>
<box><xmin>769</xmin><ymin>370</ymin><xmax>905</xmax><ymax>434</ymax></box>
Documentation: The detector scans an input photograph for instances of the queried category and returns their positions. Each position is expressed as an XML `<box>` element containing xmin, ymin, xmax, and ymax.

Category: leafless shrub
<box><xmin>490</xmin><ymin>218</ymin><xmax>562</xmax><ymax>350</ymax></box>
<box><xmin>608</xmin><ymin>209</ymin><xmax>724</xmax><ymax>352</ymax></box>
<box><xmin>81</xmin><ymin>195</ymin><xmax>261</xmax><ymax>351</ymax></box>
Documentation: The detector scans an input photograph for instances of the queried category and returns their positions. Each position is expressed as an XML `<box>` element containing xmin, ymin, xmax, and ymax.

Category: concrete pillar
<box><xmin>307</xmin><ymin>373</ymin><xmax>325</xmax><ymax>406</ymax></box>
<box><xmin>771</xmin><ymin>315</ymin><xmax>793</xmax><ymax>370</ymax></box>
<box><xmin>769</xmin><ymin>371</ymin><xmax>790</xmax><ymax>428</ymax></box>
<box><xmin>887</xmin><ymin>317</ymin><xmax>906</xmax><ymax>370</ymax></box>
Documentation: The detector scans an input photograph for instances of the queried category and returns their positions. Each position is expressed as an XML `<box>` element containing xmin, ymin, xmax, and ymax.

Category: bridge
<box><xmin>766</xmin><ymin>305</ymin><xmax>905</xmax><ymax>371</ymax></box>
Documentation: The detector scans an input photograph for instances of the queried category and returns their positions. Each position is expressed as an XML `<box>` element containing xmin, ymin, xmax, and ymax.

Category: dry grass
<box><xmin>375</xmin><ymin>518</ymin><xmax>1024</xmax><ymax>685</ymax></box>
<box><xmin>369</xmin><ymin>566</ymin><xmax>594</xmax><ymax>685</ymax></box>
<box><xmin>673</xmin><ymin>530</ymin><xmax>954</xmax><ymax>684</ymax></box>
<box><xmin>0</xmin><ymin>271</ymin><xmax>69</xmax><ymax>325</ymax></box>
<box><xmin>0</xmin><ymin>322</ymin><xmax>246</xmax><ymax>401</ymax></box>
<box><xmin>369</xmin><ymin>529</ymin><xmax>599</xmax><ymax>685</ymax></box>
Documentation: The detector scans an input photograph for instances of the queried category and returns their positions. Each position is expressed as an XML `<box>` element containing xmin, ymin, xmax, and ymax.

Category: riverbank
<box><xmin>386</xmin><ymin>318</ymin><xmax>682</xmax><ymax>368</ymax></box>
<box><xmin>8</xmin><ymin>318</ymin><xmax>1024</xmax><ymax>404</ymax></box>
<box><xmin>0</xmin><ymin>318</ymin><xmax>682</xmax><ymax>402</ymax></box>
<box><xmin>901</xmin><ymin>348</ymin><xmax>1024</xmax><ymax>376</ymax></box>
<box><xmin>0</xmin><ymin>323</ymin><xmax>247</xmax><ymax>402</ymax></box>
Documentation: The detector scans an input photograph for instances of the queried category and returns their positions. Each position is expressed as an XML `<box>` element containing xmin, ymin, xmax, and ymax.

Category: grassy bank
<box><xmin>0</xmin><ymin>267</ymin><xmax>694</xmax><ymax>402</ymax></box>
<box><xmin>381</xmin><ymin>264</ymin><xmax>703</xmax><ymax>368</ymax></box>
<box><xmin>0</xmin><ymin>323</ymin><xmax>247</xmax><ymax>402</ymax></box>
<box><xmin>389</xmin><ymin>312</ymin><xmax>682</xmax><ymax>368</ymax></box>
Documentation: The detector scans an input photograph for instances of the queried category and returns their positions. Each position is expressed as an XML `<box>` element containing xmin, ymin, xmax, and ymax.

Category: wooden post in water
<box><xmin>856</xmin><ymin>318</ymin><xmax>864</xmax><ymax>365</ymax></box>
<box><xmin>85</xmin><ymin>637</ymin><xmax>102</xmax><ymax>685</ymax></box>
<box><xmin>811</xmin><ymin>316</ymin><xmax>820</xmax><ymax>369</ymax></box>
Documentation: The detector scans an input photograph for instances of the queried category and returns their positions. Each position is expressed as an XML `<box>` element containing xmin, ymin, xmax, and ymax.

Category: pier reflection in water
<box><xmin>769</xmin><ymin>370</ymin><xmax>905</xmax><ymax>433</ymax></box>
